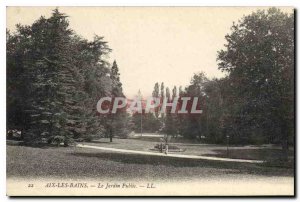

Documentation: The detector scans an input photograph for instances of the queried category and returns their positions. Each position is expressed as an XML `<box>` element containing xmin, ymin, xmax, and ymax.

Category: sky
<box><xmin>7</xmin><ymin>7</ymin><xmax>293</xmax><ymax>97</ymax></box>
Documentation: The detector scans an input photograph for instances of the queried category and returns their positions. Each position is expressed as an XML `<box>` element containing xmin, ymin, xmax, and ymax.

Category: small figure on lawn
<box><xmin>160</xmin><ymin>135</ymin><xmax>172</xmax><ymax>155</ymax></box>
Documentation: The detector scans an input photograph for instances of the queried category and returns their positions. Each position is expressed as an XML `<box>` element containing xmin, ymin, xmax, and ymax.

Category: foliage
<box><xmin>132</xmin><ymin>111</ymin><xmax>160</xmax><ymax>133</ymax></box>
<box><xmin>217</xmin><ymin>8</ymin><xmax>294</xmax><ymax>153</ymax></box>
<box><xmin>7</xmin><ymin>9</ymin><xmax>128</xmax><ymax>145</ymax></box>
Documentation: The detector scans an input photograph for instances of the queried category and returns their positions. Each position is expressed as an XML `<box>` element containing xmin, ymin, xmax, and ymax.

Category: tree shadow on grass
<box><xmin>204</xmin><ymin>149</ymin><xmax>294</xmax><ymax>161</ymax></box>
<box><xmin>85</xmin><ymin>140</ymin><xmax>120</xmax><ymax>145</ymax></box>
<box><xmin>7</xmin><ymin>141</ymin><xmax>69</xmax><ymax>149</ymax></box>
<box><xmin>72</xmin><ymin>151</ymin><xmax>208</xmax><ymax>167</ymax></box>
<box><xmin>70</xmin><ymin>151</ymin><xmax>294</xmax><ymax>177</ymax></box>
<box><xmin>7</xmin><ymin>141</ymin><xmax>49</xmax><ymax>148</ymax></box>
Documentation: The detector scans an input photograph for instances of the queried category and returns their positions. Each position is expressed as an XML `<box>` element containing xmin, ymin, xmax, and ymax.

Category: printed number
<box><xmin>28</xmin><ymin>184</ymin><xmax>34</xmax><ymax>188</ymax></box>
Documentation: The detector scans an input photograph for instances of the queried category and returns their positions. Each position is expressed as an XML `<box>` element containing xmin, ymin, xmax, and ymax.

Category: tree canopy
<box><xmin>7</xmin><ymin>9</ymin><xmax>127</xmax><ymax>145</ymax></box>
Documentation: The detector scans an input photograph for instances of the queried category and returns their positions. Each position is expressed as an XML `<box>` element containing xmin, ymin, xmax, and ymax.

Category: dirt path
<box><xmin>76</xmin><ymin>144</ymin><xmax>264</xmax><ymax>163</ymax></box>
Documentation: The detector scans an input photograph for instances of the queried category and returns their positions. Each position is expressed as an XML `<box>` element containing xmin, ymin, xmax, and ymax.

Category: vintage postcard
<box><xmin>6</xmin><ymin>7</ymin><xmax>295</xmax><ymax>196</ymax></box>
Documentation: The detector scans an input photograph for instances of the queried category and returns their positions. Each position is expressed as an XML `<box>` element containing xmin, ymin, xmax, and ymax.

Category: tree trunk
<box><xmin>281</xmin><ymin>122</ymin><xmax>289</xmax><ymax>161</ymax></box>
<box><xmin>109</xmin><ymin>128</ymin><xmax>113</xmax><ymax>142</ymax></box>
<box><xmin>109</xmin><ymin>113</ymin><xmax>114</xmax><ymax>142</ymax></box>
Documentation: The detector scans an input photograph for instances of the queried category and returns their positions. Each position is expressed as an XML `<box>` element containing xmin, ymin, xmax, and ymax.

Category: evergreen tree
<box><xmin>21</xmin><ymin>9</ymin><xmax>80</xmax><ymax>145</ymax></box>
<box><xmin>107</xmin><ymin>60</ymin><xmax>129</xmax><ymax>142</ymax></box>
<box><xmin>111</xmin><ymin>60</ymin><xmax>123</xmax><ymax>95</ymax></box>
<box><xmin>7</xmin><ymin>9</ymin><xmax>122</xmax><ymax>145</ymax></box>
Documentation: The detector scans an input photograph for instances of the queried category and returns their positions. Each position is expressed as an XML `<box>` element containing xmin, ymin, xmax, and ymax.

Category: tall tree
<box><xmin>7</xmin><ymin>9</ymin><xmax>122</xmax><ymax>145</ymax></box>
<box><xmin>165</xmin><ymin>87</ymin><xmax>170</xmax><ymax>102</ymax></box>
<box><xmin>20</xmin><ymin>9</ymin><xmax>81</xmax><ymax>144</ymax></box>
<box><xmin>108</xmin><ymin>60</ymin><xmax>127</xmax><ymax>142</ymax></box>
<box><xmin>178</xmin><ymin>86</ymin><xmax>184</xmax><ymax>97</ymax></box>
<box><xmin>111</xmin><ymin>60</ymin><xmax>122</xmax><ymax>94</ymax></box>
<box><xmin>217</xmin><ymin>8</ymin><xmax>294</xmax><ymax>158</ymax></box>
<box><xmin>180</xmin><ymin>72</ymin><xmax>208</xmax><ymax>140</ymax></box>
<box><xmin>160</xmin><ymin>82</ymin><xmax>165</xmax><ymax>120</ymax></box>
<box><xmin>172</xmin><ymin>86</ymin><xmax>177</xmax><ymax>100</ymax></box>
<box><xmin>152</xmin><ymin>82</ymin><xmax>160</xmax><ymax>118</ymax></box>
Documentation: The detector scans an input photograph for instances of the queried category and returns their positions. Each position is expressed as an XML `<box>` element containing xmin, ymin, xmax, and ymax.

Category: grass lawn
<box><xmin>84</xmin><ymin>136</ymin><xmax>294</xmax><ymax>161</ymax></box>
<box><xmin>7</xmin><ymin>138</ymin><xmax>294</xmax><ymax>181</ymax></box>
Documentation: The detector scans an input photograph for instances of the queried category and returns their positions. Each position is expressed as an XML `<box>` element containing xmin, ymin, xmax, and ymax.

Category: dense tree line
<box><xmin>7</xmin><ymin>9</ymin><xmax>128</xmax><ymax>145</ymax></box>
<box><xmin>216</xmin><ymin>8</ymin><xmax>294</xmax><ymax>157</ymax></box>
<box><xmin>145</xmin><ymin>8</ymin><xmax>294</xmax><ymax>157</ymax></box>
<box><xmin>187</xmin><ymin>9</ymin><xmax>294</xmax><ymax>156</ymax></box>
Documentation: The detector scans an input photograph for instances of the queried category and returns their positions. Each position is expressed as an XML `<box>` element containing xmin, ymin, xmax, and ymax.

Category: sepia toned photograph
<box><xmin>6</xmin><ymin>6</ymin><xmax>295</xmax><ymax>196</ymax></box>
